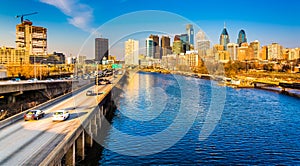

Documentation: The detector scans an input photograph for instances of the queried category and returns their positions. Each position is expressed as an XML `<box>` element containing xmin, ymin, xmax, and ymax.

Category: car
<box><xmin>52</xmin><ymin>110</ymin><xmax>70</xmax><ymax>121</ymax></box>
<box><xmin>9</xmin><ymin>78</ymin><xmax>21</xmax><ymax>82</ymax></box>
<box><xmin>27</xmin><ymin>78</ymin><xmax>38</xmax><ymax>82</ymax></box>
<box><xmin>86</xmin><ymin>90</ymin><xmax>95</xmax><ymax>96</ymax></box>
<box><xmin>24</xmin><ymin>110</ymin><xmax>45</xmax><ymax>121</ymax></box>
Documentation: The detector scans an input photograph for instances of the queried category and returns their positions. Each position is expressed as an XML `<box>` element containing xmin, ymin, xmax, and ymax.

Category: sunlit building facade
<box><xmin>125</xmin><ymin>39</ymin><xmax>139</xmax><ymax>65</ymax></box>
<box><xmin>0</xmin><ymin>46</ymin><xmax>29</xmax><ymax>65</ymax></box>
<box><xmin>227</xmin><ymin>43</ymin><xmax>239</xmax><ymax>61</ymax></box>
<box><xmin>16</xmin><ymin>21</ymin><xmax>47</xmax><ymax>56</ymax></box>
<box><xmin>267</xmin><ymin>43</ymin><xmax>283</xmax><ymax>60</ymax></box>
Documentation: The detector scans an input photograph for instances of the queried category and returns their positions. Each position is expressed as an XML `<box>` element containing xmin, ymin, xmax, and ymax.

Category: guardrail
<box><xmin>0</xmin><ymin>81</ymin><xmax>94</xmax><ymax>130</ymax></box>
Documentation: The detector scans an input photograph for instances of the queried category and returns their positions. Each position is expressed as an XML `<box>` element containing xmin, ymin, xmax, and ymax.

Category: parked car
<box><xmin>24</xmin><ymin>110</ymin><xmax>45</xmax><ymax>121</ymax></box>
<box><xmin>52</xmin><ymin>110</ymin><xmax>70</xmax><ymax>121</ymax></box>
<box><xmin>86</xmin><ymin>90</ymin><xmax>95</xmax><ymax>96</ymax></box>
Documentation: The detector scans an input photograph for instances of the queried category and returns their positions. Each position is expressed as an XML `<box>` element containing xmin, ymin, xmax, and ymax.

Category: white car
<box><xmin>52</xmin><ymin>110</ymin><xmax>70</xmax><ymax>121</ymax></box>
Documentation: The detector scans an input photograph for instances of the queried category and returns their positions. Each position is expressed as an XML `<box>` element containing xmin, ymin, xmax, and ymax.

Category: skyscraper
<box><xmin>149</xmin><ymin>34</ymin><xmax>160</xmax><ymax>59</ymax></box>
<box><xmin>237</xmin><ymin>30</ymin><xmax>247</xmax><ymax>47</ymax></box>
<box><xmin>16</xmin><ymin>20</ymin><xmax>47</xmax><ymax>55</ymax></box>
<box><xmin>161</xmin><ymin>36</ymin><xmax>171</xmax><ymax>57</ymax></box>
<box><xmin>220</xmin><ymin>23</ymin><xmax>230</xmax><ymax>50</ymax></box>
<box><xmin>196</xmin><ymin>30</ymin><xmax>211</xmax><ymax>57</ymax></box>
<box><xmin>125</xmin><ymin>39</ymin><xmax>139</xmax><ymax>65</ymax></box>
<box><xmin>180</xmin><ymin>34</ymin><xmax>189</xmax><ymax>53</ymax></box>
<box><xmin>186</xmin><ymin>24</ymin><xmax>194</xmax><ymax>46</ymax></box>
<box><xmin>146</xmin><ymin>38</ymin><xmax>154</xmax><ymax>58</ymax></box>
<box><xmin>95</xmin><ymin>38</ymin><xmax>109</xmax><ymax>61</ymax></box>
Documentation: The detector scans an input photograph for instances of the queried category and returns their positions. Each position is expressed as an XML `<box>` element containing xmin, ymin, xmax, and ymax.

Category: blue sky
<box><xmin>0</xmin><ymin>0</ymin><xmax>300</xmax><ymax>59</ymax></box>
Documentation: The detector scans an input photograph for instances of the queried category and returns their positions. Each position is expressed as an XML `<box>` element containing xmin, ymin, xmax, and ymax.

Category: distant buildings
<box><xmin>125</xmin><ymin>39</ymin><xmax>139</xmax><ymax>65</ymax></box>
<box><xmin>220</xmin><ymin>24</ymin><xmax>230</xmax><ymax>50</ymax></box>
<box><xmin>0</xmin><ymin>46</ymin><xmax>29</xmax><ymax>65</ymax></box>
<box><xmin>227</xmin><ymin>43</ymin><xmax>238</xmax><ymax>61</ymax></box>
<box><xmin>149</xmin><ymin>35</ymin><xmax>160</xmax><ymax>59</ymax></box>
<box><xmin>146</xmin><ymin>38</ymin><xmax>154</xmax><ymax>58</ymax></box>
<box><xmin>95</xmin><ymin>38</ymin><xmax>109</xmax><ymax>62</ymax></box>
<box><xmin>161</xmin><ymin>36</ymin><xmax>172</xmax><ymax>57</ymax></box>
<box><xmin>267</xmin><ymin>43</ymin><xmax>283</xmax><ymax>60</ymax></box>
<box><xmin>237</xmin><ymin>30</ymin><xmax>247</xmax><ymax>47</ymax></box>
<box><xmin>186</xmin><ymin>24</ymin><xmax>194</xmax><ymax>46</ymax></box>
<box><xmin>249</xmin><ymin>40</ymin><xmax>260</xmax><ymax>60</ymax></box>
<box><xmin>16</xmin><ymin>20</ymin><xmax>47</xmax><ymax>56</ymax></box>
<box><xmin>196</xmin><ymin>30</ymin><xmax>211</xmax><ymax>57</ymax></box>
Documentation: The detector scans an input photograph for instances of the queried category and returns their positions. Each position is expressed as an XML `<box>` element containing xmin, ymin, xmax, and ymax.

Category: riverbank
<box><xmin>139</xmin><ymin>68</ymin><xmax>300</xmax><ymax>99</ymax></box>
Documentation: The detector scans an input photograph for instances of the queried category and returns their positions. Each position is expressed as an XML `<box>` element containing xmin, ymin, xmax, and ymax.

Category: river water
<box><xmin>97</xmin><ymin>72</ymin><xmax>300</xmax><ymax>165</ymax></box>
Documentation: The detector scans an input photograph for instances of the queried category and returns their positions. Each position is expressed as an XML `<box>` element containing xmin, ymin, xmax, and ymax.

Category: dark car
<box><xmin>24</xmin><ymin>110</ymin><xmax>45</xmax><ymax>121</ymax></box>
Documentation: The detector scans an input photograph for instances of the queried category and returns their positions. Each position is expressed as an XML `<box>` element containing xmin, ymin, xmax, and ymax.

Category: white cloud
<box><xmin>40</xmin><ymin>0</ymin><xmax>94</xmax><ymax>32</ymax></box>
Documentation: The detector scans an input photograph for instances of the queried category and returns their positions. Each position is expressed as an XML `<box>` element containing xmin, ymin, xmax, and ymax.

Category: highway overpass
<box><xmin>0</xmin><ymin>73</ymin><xmax>126</xmax><ymax>165</ymax></box>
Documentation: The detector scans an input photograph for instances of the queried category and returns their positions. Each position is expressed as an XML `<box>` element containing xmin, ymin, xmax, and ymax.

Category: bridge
<box><xmin>0</xmin><ymin>72</ymin><xmax>126</xmax><ymax>165</ymax></box>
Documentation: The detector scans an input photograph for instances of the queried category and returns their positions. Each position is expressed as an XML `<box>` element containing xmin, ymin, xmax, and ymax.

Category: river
<box><xmin>95</xmin><ymin>72</ymin><xmax>300</xmax><ymax>165</ymax></box>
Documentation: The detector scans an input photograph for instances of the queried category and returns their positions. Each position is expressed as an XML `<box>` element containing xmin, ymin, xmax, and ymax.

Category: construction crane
<box><xmin>16</xmin><ymin>12</ymin><xmax>38</xmax><ymax>23</ymax></box>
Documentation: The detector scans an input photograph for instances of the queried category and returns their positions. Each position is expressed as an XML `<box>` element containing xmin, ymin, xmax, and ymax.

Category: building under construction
<box><xmin>16</xmin><ymin>20</ymin><xmax>47</xmax><ymax>56</ymax></box>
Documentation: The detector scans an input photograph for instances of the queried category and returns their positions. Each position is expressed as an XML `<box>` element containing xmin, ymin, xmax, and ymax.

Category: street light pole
<box><xmin>39</xmin><ymin>59</ymin><xmax>47</xmax><ymax>80</ymax></box>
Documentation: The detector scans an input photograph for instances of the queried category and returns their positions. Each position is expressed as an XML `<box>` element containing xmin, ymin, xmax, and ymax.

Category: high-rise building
<box><xmin>186</xmin><ymin>24</ymin><xmax>194</xmax><ymax>46</ymax></box>
<box><xmin>267</xmin><ymin>43</ymin><xmax>283</xmax><ymax>60</ymax></box>
<box><xmin>16</xmin><ymin>20</ymin><xmax>47</xmax><ymax>55</ymax></box>
<box><xmin>237</xmin><ymin>30</ymin><xmax>247</xmax><ymax>47</ymax></box>
<box><xmin>95</xmin><ymin>38</ymin><xmax>109</xmax><ymax>62</ymax></box>
<box><xmin>161</xmin><ymin>36</ymin><xmax>172</xmax><ymax>57</ymax></box>
<box><xmin>125</xmin><ymin>39</ymin><xmax>139</xmax><ymax>65</ymax></box>
<box><xmin>227</xmin><ymin>43</ymin><xmax>239</xmax><ymax>61</ymax></box>
<box><xmin>146</xmin><ymin>38</ymin><xmax>154</xmax><ymax>58</ymax></box>
<box><xmin>220</xmin><ymin>23</ymin><xmax>230</xmax><ymax>50</ymax></box>
<box><xmin>249</xmin><ymin>40</ymin><xmax>260</xmax><ymax>60</ymax></box>
<box><xmin>149</xmin><ymin>35</ymin><xmax>160</xmax><ymax>59</ymax></box>
<box><xmin>196</xmin><ymin>30</ymin><xmax>210</xmax><ymax>57</ymax></box>
<box><xmin>180</xmin><ymin>34</ymin><xmax>190</xmax><ymax>53</ymax></box>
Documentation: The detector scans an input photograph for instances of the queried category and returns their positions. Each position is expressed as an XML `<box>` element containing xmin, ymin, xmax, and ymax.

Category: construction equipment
<box><xmin>16</xmin><ymin>12</ymin><xmax>38</xmax><ymax>23</ymax></box>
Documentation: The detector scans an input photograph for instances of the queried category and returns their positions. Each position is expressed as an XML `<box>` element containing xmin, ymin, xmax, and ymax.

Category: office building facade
<box><xmin>125</xmin><ymin>39</ymin><xmax>139</xmax><ymax>65</ymax></box>
<box><xmin>95</xmin><ymin>38</ymin><xmax>109</xmax><ymax>62</ymax></box>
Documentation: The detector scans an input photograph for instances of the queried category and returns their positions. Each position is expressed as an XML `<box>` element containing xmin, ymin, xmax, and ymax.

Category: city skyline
<box><xmin>0</xmin><ymin>0</ymin><xmax>300</xmax><ymax>59</ymax></box>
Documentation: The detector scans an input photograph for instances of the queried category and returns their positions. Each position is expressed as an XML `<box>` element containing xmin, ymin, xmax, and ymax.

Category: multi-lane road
<box><xmin>0</xmin><ymin>76</ymin><xmax>119</xmax><ymax>165</ymax></box>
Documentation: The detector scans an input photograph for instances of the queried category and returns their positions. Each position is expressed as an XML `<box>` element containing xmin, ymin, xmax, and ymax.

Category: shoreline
<box><xmin>139</xmin><ymin>69</ymin><xmax>300</xmax><ymax>99</ymax></box>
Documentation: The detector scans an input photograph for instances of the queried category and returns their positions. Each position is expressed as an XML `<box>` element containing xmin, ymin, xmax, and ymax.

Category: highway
<box><xmin>0</xmin><ymin>75</ymin><xmax>119</xmax><ymax>165</ymax></box>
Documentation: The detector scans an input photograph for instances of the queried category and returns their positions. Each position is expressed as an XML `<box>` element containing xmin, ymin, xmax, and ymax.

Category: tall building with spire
<box><xmin>186</xmin><ymin>24</ymin><xmax>194</xmax><ymax>46</ymax></box>
<box><xmin>237</xmin><ymin>30</ymin><xmax>247</xmax><ymax>46</ymax></box>
<box><xmin>219</xmin><ymin>23</ymin><xmax>230</xmax><ymax>50</ymax></box>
